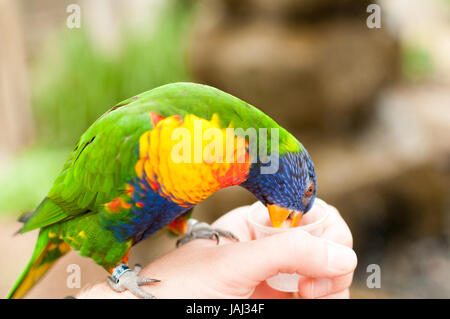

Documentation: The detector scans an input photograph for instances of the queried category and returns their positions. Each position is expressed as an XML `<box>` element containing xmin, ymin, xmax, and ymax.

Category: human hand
<box><xmin>77</xmin><ymin>198</ymin><xmax>357</xmax><ymax>299</ymax></box>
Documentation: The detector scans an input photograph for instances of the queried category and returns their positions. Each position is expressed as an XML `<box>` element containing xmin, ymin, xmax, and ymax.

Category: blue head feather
<box><xmin>240</xmin><ymin>150</ymin><xmax>317</xmax><ymax>214</ymax></box>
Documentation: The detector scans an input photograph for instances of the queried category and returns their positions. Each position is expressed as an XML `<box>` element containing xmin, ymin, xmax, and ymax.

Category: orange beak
<box><xmin>267</xmin><ymin>204</ymin><xmax>303</xmax><ymax>228</ymax></box>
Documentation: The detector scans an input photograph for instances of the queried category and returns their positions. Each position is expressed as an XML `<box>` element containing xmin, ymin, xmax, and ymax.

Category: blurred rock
<box><xmin>190</xmin><ymin>0</ymin><xmax>399</xmax><ymax>137</ymax></box>
<box><xmin>189</xmin><ymin>1</ymin><xmax>450</xmax><ymax>297</ymax></box>
<box><xmin>222</xmin><ymin>0</ymin><xmax>373</xmax><ymax>19</ymax></box>
<box><xmin>312</xmin><ymin>84</ymin><xmax>450</xmax><ymax>297</ymax></box>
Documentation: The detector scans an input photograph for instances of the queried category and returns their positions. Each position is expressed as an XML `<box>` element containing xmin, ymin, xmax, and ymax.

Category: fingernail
<box><xmin>327</xmin><ymin>243</ymin><xmax>357</xmax><ymax>273</ymax></box>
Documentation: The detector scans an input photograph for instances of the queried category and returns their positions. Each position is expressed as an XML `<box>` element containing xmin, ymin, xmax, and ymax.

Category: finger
<box><xmin>303</xmin><ymin>199</ymin><xmax>353</xmax><ymax>248</ymax></box>
<box><xmin>317</xmin><ymin>288</ymin><xmax>350</xmax><ymax>299</ymax></box>
<box><xmin>320</xmin><ymin>203</ymin><xmax>353</xmax><ymax>248</ymax></box>
<box><xmin>297</xmin><ymin>273</ymin><xmax>354</xmax><ymax>299</ymax></box>
<box><xmin>212</xmin><ymin>205</ymin><xmax>254</xmax><ymax>241</ymax></box>
<box><xmin>216</xmin><ymin>230</ymin><xmax>357</xmax><ymax>284</ymax></box>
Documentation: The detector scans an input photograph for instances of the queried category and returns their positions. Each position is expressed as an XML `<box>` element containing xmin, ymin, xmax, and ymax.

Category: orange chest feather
<box><xmin>134</xmin><ymin>113</ymin><xmax>251</xmax><ymax>206</ymax></box>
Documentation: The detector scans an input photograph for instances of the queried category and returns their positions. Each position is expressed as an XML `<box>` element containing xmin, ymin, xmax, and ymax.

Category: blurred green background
<box><xmin>0</xmin><ymin>0</ymin><xmax>448</xmax><ymax>298</ymax></box>
<box><xmin>0</xmin><ymin>0</ymin><xmax>194</xmax><ymax>212</ymax></box>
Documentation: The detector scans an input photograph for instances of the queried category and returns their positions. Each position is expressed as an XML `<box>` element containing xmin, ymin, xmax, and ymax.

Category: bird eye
<box><xmin>305</xmin><ymin>183</ymin><xmax>314</xmax><ymax>196</ymax></box>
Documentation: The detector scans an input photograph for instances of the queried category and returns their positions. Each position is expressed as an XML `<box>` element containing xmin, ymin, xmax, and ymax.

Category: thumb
<box><xmin>216</xmin><ymin>230</ymin><xmax>357</xmax><ymax>285</ymax></box>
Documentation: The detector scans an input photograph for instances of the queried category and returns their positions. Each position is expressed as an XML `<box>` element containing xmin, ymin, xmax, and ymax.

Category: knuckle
<box><xmin>328</xmin><ymin>204</ymin><xmax>340</xmax><ymax>215</ymax></box>
<box><xmin>291</xmin><ymin>232</ymin><xmax>328</xmax><ymax>274</ymax></box>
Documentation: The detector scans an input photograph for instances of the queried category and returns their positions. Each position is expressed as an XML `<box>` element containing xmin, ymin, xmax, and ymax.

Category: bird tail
<box><xmin>6</xmin><ymin>229</ymin><xmax>71</xmax><ymax>299</ymax></box>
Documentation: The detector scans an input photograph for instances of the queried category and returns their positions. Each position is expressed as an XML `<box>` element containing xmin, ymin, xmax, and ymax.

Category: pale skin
<box><xmin>77</xmin><ymin>198</ymin><xmax>357</xmax><ymax>299</ymax></box>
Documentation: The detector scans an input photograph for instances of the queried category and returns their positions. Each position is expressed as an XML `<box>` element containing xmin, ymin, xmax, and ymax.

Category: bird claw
<box><xmin>176</xmin><ymin>219</ymin><xmax>239</xmax><ymax>247</ymax></box>
<box><xmin>107</xmin><ymin>263</ymin><xmax>160</xmax><ymax>299</ymax></box>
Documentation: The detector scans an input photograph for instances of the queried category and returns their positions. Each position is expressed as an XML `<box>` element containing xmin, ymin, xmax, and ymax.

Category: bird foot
<box><xmin>107</xmin><ymin>263</ymin><xmax>160</xmax><ymax>299</ymax></box>
<box><xmin>176</xmin><ymin>219</ymin><xmax>239</xmax><ymax>247</ymax></box>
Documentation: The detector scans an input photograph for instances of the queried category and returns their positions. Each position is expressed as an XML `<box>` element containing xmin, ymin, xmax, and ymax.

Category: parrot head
<box><xmin>241</xmin><ymin>149</ymin><xmax>317</xmax><ymax>228</ymax></box>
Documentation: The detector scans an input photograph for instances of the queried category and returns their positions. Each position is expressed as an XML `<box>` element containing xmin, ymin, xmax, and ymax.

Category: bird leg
<box><xmin>107</xmin><ymin>263</ymin><xmax>160</xmax><ymax>299</ymax></box>
<box><xmin>176</xmin><ymin>218</ymin><xmax>239</xmax><ymax>247</ymax></box>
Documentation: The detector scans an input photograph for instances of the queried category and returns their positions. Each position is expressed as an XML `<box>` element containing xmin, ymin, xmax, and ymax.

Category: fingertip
<box><xmin>327</xmin><ymin>242</ymin><xmax>358</xmax><ymax>275</ymax></box>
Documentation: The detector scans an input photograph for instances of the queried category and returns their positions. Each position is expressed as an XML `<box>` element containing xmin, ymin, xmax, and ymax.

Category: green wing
<box><xmin>20</xmin><ymin>97</ymin><xmax>153</xmax><ymax>233</ymax></box>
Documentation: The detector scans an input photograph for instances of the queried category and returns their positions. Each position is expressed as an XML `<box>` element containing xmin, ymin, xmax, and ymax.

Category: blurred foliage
<box><xmin>33</xmin><ymin>0</ymin><xmax>194</xmax><ymax>147</ymax></box>
<box><xmin>0</xmin><ymin>0</ymin><xmax>195</xmax><ymax>214</ymax></box>
<box><xmin>402</xmin><ymin>45</ymin><xmax>434</xmax><ymax>81</ymax></box>
<box><xmin>0</xmin><ymin>148</ymin><xmax>70</xmax><ymax>214</ymax></box>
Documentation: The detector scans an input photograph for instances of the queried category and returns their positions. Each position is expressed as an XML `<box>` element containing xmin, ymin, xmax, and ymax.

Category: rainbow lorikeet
<box><xmin>7</xmin><ymin>82</ymin><xmax>316</xmax><ymax>299</ymax></box>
